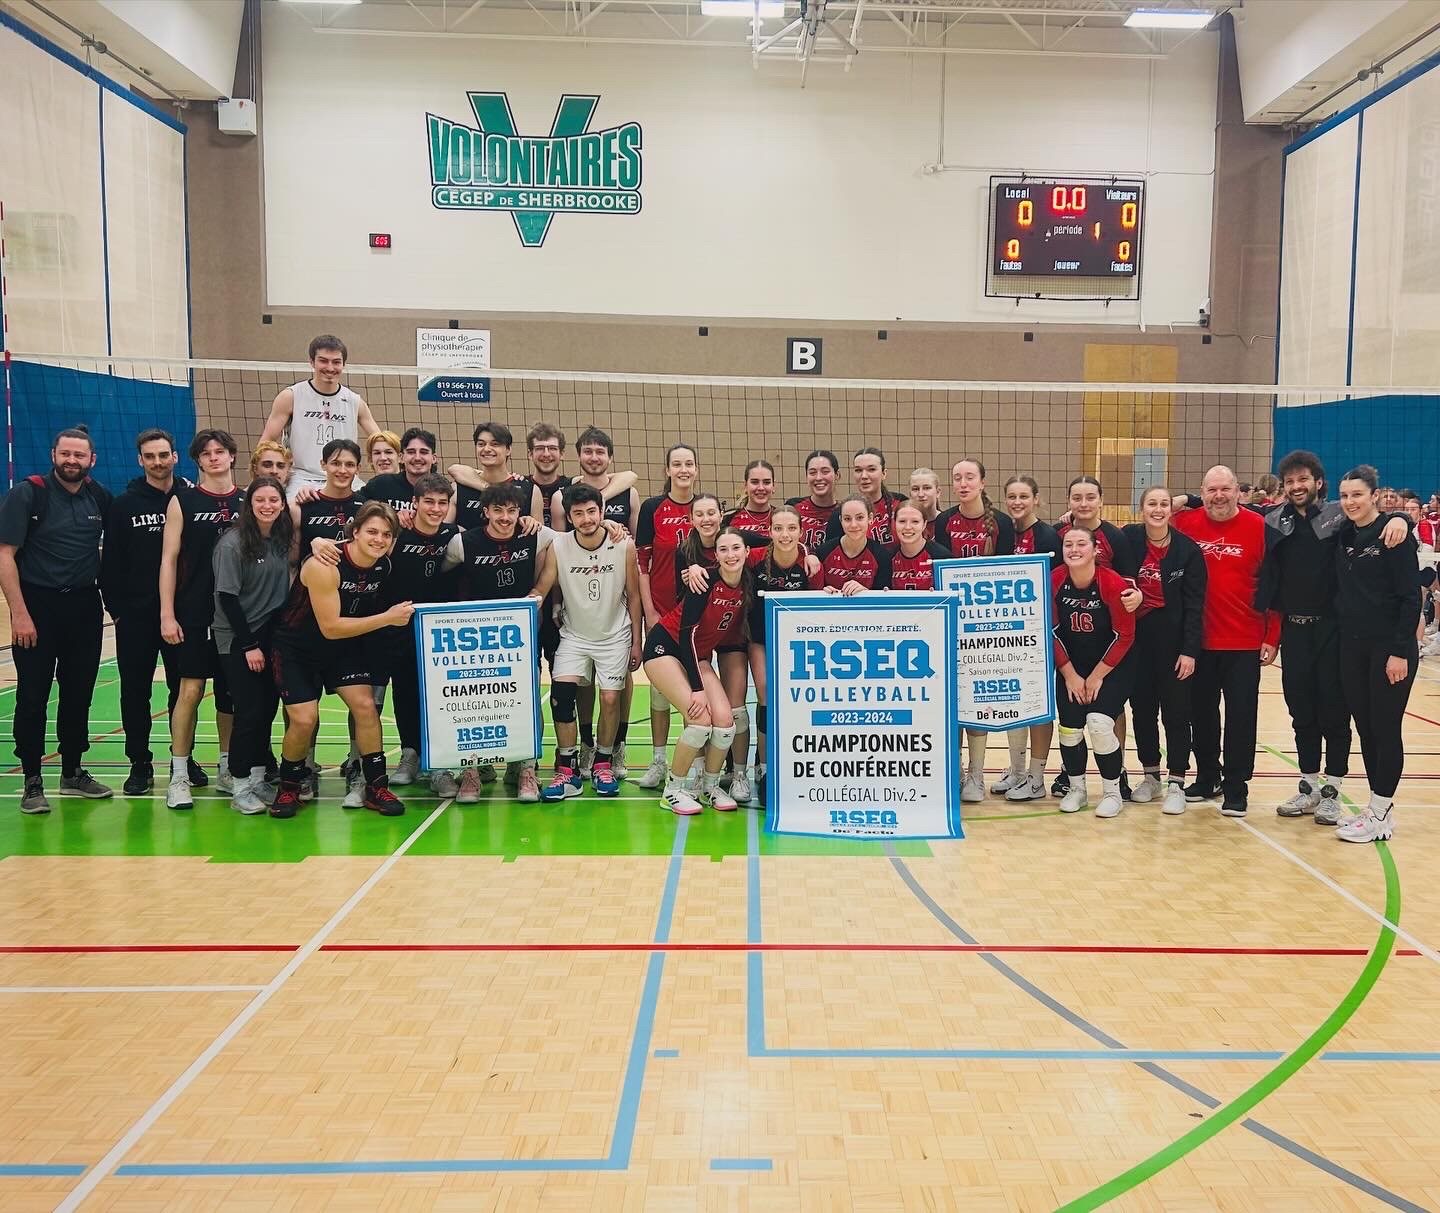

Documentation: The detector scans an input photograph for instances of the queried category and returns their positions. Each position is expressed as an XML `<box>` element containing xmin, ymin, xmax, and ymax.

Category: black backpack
<box><xmin>21</xmin><ymin>473</ymin><xmax>113</xmax><ymax>531</ymax></box>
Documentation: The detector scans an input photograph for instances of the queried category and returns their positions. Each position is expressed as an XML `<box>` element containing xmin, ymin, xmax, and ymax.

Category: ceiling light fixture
<box><xmin>1124</xmin><ymin>8</ymin><xmax>1215</xmax><ymax>30</ymax></box>
<box><xmin>700</xmin><ymin>0</ymin><xmax>786</xmax><ymax>16</ymax></box>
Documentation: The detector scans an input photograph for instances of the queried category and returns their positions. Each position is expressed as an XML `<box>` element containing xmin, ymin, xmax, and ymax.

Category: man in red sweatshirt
<box><xmin>1174</xmin><ymin>465</ymin><xmax>1280</xmax><ymax>817</ymax></box>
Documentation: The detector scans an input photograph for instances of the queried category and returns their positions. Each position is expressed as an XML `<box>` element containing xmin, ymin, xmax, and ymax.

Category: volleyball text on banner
<box><xmin>933</xmin><ymin>555</ymin><xmax>1055</xmax><ymax>732</ymax></box>
<box><xmin>414</xmin><ymin>598</ymin><xmax>542</xmax><ymax>771</ymax></box>
<box><xmin>764</xmin><ymin>591</ymin><xmax>963</xmax><ymax>840</ymax></box>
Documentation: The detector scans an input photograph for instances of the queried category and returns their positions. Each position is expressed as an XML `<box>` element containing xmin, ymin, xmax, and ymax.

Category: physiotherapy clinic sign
<box><xmin>427</xmin><ymin>92</ymin><xmax>643</xmax><ymax>247</ymax></box>
<box><xmin>933</xmin><ymin>556</ymin><xmax>1055</xmax><ymax>732</ymax></box>
<box><xmin>414</xmin><ymin>599</ymin><xmax>543</xmax><ymax>773</ymax></box>
<box><xmin>765</xmin><ymin>592</ymin><xmax>962</xmax><ymax>840</ymax></box>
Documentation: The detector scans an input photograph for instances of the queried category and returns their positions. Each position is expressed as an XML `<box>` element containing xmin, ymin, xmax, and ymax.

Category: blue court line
<box><xmin>653</xmin><ymin>1048</ymin><xmax>680</xmax><ymax>1058</ymax></box>
<box><xmin>711</xmin><ymin>1158</ymin><xmax>774</xmax><ymax>1171</ymax></box>
<box><xmin>114</xmin><ymin>821</ymin><xmax>689</xmax><ymax>1179</ymax></box>
<box><xmin>0</xmin><ymin>1164</ymin><xmax>86</xmax><ymax>1176</ymax></box>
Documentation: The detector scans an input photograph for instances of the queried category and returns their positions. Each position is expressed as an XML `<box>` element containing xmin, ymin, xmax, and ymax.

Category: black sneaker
<box><xmin>1220</xmin><ymin>791</ymin><xmax>1248</xmax><ymax>818</ymax></box>
<box><xmin>1184</xmin><ymin>780</ymin><xmax>1222</xmax><ymax>803</ymax></box>
<box><xmin>1050</xmin><ymin>772</ymin><xmax>1070</xmax><ymax>797</ymax></box>
<box><xmin>59</xmin><ymin>768</ymin><xmax>113</xmax><ymax>798</ymax></box>
<box><xmin>757</xmin><ymin>770</ymin><xmax>767</xmax><ymax>809</ymax></box>
<box><xmin>269</xmin><ymin>787</ymin><xmax>301</xmax><ymax>819</ymax></box>
<box><xmin>186</xmin><ymin>757</ymin><xmax>209</xmax><ymax>788</ymax></box>
<box><xmin>123</xmin><ymin>762</ymin><xmax>155</xmax><ymax>796</ymax></box>
<box><xmin>1119</xmin><ymin>771</ymin><xmax>1133</xmax><ymax>802</ymax></box>
<box><xmin>364</xmin><ymin>784</ymin><xmax>406</xmax><ymax>817</ymax></box>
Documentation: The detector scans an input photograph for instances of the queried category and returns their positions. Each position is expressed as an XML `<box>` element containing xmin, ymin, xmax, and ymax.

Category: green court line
<box><xmin>1056</xmin><ymin>754</ymin><xmax>1403</xmax><ymax>1211</ymax></box>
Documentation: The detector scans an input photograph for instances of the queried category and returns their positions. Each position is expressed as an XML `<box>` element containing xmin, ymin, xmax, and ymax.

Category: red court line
<box><xmin>1407</xmin><ymin>710</ymin><xmax>1440</xmax><ymax>729</ymax></box>
<box><xmin>0</xmin><ymin>942</ymin><xmax>1424</xmax><ymax>957</ymax></box>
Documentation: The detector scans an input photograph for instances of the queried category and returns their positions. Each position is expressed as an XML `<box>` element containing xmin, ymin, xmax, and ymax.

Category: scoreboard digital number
<box><xmin>992</xmin><ymin>180</ymin><xmax>1142</xmax><ymax>278</ymax></box>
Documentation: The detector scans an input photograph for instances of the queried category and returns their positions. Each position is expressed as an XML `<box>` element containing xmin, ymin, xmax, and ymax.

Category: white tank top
<box><xmin>553</xmin><ymin>532</ymin><xmax>632</xmax><ymax>643</ymax></box>
<box><xmin>287</xmin><ymin>380</ymin><xmax>362</xmax><ymax>480</ymax></box>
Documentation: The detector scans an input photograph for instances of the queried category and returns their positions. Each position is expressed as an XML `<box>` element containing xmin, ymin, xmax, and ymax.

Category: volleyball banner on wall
<box><xmin>933</xmin><ymin>556</ymin><xmax>1055</xmax><ymax>732</ymax></box>
<box><xmin>414</xmin><ymin>599</ymin><xmax>542</xmax><ymax>773</ymax></box>
<box><xmin>764</xmin><ymin>592</ymin><xmax>962</xmax><ymax>840</ymax></box>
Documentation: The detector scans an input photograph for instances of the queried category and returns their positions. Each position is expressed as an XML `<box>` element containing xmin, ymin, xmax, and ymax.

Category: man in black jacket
<box><xmin>1257</xmin><ymin>451</ymin><xmax>1408</xmax><ymax>825</ymax></box>
<box><xmin>100</xmin><ymin>429</ymin><xmax>189</xmax><ymax>795</ymax></box>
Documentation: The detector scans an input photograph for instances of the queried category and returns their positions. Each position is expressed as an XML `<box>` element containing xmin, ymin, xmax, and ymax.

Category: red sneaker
<box><xmin>269</xmin><ymin>787</ymin><xmax>301</xmax><ymax>818</ymax></box>
<box><xmin>364</xmin><ymin>784</ymin><xmax>406</xmax><ymax>817</ymax></box>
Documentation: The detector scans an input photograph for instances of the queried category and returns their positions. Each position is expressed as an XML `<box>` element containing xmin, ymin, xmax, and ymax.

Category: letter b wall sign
<box><xmin>786</xmin><ymin>337</ymin><xmax>823</xmax><ymax>376</ymax></box>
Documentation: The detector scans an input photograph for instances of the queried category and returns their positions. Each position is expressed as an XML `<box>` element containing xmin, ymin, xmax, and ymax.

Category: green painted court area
<box><xmin>0</xmin><ymin>662</ymin><xmax>934</xmax><ymax>862</ymax></box>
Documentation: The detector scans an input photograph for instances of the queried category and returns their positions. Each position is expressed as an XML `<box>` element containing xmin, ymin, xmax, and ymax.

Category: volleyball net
<box><xmin>6</xmin><ymin>351</ymin><xmax>1438</xmax><ymax>516</ymax></box>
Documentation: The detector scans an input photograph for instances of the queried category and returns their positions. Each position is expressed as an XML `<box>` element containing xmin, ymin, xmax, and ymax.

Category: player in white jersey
<box><xmin>260</xmin><ymin>335</ymin><xmax>379</xmax><ymax>492</ymax></box>
<box><xmin>541</xmin><ymin>484</ymin><xmax>642</xmax><ymax>801</ymax></box>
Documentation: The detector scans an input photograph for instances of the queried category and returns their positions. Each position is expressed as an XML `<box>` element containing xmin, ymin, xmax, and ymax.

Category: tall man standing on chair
<box><xmin>260</xmin><ymin>335</ymin><xmax>380</xmax><ymax>493</ymax></box>
<box><xmin>0</xmin><ymin>425</ymin><xmax>114</xmax><ymax>813</ymax></box>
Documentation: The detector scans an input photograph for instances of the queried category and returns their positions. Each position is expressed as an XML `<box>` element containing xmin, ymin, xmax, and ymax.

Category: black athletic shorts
<box><xmin>642</xmin><ymin>623</ymin><xmax>701</xmax><ymax>688</ymax></box>
<box><xmin>171</xmin><ymin>617</ymin><xmax>233</xmax><ymax>713</ymax></box>
<box><xmin>271</xmin><ymin>633</ymin><xmax>374</xmax><ymax>704</ymax></box>
<box><xmin>1055</xmin><ymin>657</ymin><xmax>1132</xmax><ymax>729</ymax></box>
<box><xmin>366</xmin><ymin>625</ymin><xmax>414</xmax><ymax>688</ymax></box>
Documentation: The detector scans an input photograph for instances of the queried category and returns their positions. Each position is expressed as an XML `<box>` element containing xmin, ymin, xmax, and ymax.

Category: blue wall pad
<box><xmin>1272</xmin><ymin>395</ymin><xmax>1440</xmax><ymax>492</ymax></box>
<box><xmin>9</xmin><ymin>360</ymin><xmax>197</xmax><ymax>490</ymax></box>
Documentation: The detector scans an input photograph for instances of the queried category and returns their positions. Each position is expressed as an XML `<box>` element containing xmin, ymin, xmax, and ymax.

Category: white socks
<box><xmin>171</xmin><ymin>755</ymin><xmax>188</xmax><ymax>780</ymax></box>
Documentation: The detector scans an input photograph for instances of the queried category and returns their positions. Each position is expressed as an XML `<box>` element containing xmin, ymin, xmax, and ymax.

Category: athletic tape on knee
<box><xmin>680</xmin><ymin>722</ymin><xmax>712</xmax><ymax>750</ymax></box>
<box><xmin>1058</xmin><ymin>726</ymin><xmax>1085</xmax><ymax>749</ymax></box>
<box><xmin>548</xmin><ymin>681</ymin><xmax>578</xmax><ymax>723</ymax></box>
<box><xmin>1085</xmin><ymin>712</ymin><xmax>1120</xmax><ymax>755</ymax></box>
<box><xmin>756</xmin><ymin>705</ymin><xmax>768</xmax><ymax>734</ymax></box>
<box><xmin>710</xmin><ymin>724</ymin><xmax>737</xmax><ymax>752</ymax></box>
<box><xmin>732</xmin><ymin>705</ymin><xmax>750</xmax><ymax>736</ymax></box>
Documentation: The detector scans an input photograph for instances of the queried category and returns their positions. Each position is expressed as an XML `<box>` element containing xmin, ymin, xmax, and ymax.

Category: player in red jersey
<box><xmin>889</xmin><ymin>503</ymin><xmax>950</xmax><ymax>591</ymax></box>
<box><xmin>725</xmin><ymin>460</ymin><xmax>777</xmax><ymax>537</ymax></box>
<box><xmin>1120</xmin><ymin>486</ymin><xmax>1207</xmax><ymax>816</ymax></box>
<box><xmin>1051</xmin><ymin>526</ymin><xmax>1137</xmax><ymax>819</ymax></box>
<box><xmin>824</xmin><ymin>447</ymin><xmax>906</xmax><ymax>549</ymax></box>
<box><xmin>818</xmin><ymin>496</ymin><xmax>893</xmax><ymax>593</ymax></box>
<box><xmin>907</xmin><ymin>469</ymin><xmax>941</xmax><ymax>542</ymax></box>
<box><xmin>746</xmin><ymin>505</ymin><xmax>821</xmax><ymax>806</ymax></box>
<box><xmin>991</xmin><ymin>475</ymin><xmax>1064</xmax><ymax>802</ymax></box>
<box><xmin>635</xmin><ymin>443</ymin><xmax>700</xmax><ymax>789</ymax></box>
<box><xmin>789</xmin><ymin>449</ymin><xmax>840</xmax><ymax>549</ymax></box>
<box><xmin>642</xmin><ymin>528</ymin><xmax>753</xmax><ymax>815</ymax></box>
<box><xmin>935</xmin><ymin>459</ymin><xmax>1016</xmax><ymax>559</ymax></box>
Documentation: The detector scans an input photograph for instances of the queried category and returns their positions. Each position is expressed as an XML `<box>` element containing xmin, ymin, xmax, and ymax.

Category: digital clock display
<box><xmin>992</xmin><ymin>179</ymin><xmax>1142</xmax><ymax>278</ymax></box>
<box><xmin>369</xmin><ymin>232</ymin><xmax>393</xmax><ymax>249</ymax></box>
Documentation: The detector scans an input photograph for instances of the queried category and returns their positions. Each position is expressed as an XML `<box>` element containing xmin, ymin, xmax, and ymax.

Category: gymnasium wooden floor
<box><xmin>2</xmin><ymin>633</ymin><xmax>1439</xmax><ymax>1211</ymax></box>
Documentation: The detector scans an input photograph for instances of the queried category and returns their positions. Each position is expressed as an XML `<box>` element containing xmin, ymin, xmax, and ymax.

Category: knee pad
<box><xmin>756</xmin><ymin>704</ymin><xmax>768</xmax><ymax>734</ymax></box>
<box><xmin>710</xmin><ymin>724</ymin><xmax>737</xmax><ymax>752</ymax></box>
<box><xmin>680</xmin><ymin>722</ymin><xmax>712</xmax><ymax>750</ymax></box>
<box><xmin>1058</xmin><ymin>725</ymin><xmax>1085</xmax><ymax>749</ymax></box>
<box><xmin>732</xmin><ymin>706</ymin><xmax>750</xmax><ymax>736</ymax></box>
<box><xmin>1085</xmin><ymin>712</ymin><xmax>1120</xmax><ymax>755</ymax></box>
<box><xmin>548</xmin><ymin>681</ymin><xmax>578</xmax><ymax>724</ymax></box>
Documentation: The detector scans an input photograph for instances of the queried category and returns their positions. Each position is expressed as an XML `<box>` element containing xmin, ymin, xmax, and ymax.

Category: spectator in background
<box><xmin>1379</xmin><ymin>486</ymin><xmax>1401</xmax><ymax>513</ymax></box>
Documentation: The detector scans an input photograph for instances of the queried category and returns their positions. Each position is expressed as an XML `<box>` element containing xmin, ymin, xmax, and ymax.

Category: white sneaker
<box><xmin>1337</xmin><ymin>810</ymin><xmax>1394</xmax><ymax>843</ymax></box>
<box><xmin>637</xmin><ymin>756</ymin><xmax>668</xmax><ymax>789</ymax></box>
<box><xmin>578</xmin><ymin>744</ymin><xmax>596</xmax><ymax>780</ymax></box>
<box><xmin>1277</xmin><ymin>782</ymin><xmax>1321</xmax><ymax>818</ymax></box>
<box><xmin>961</xmin><ymin>771</ymin><xmax>985</xmax><ymax>803</ymax></box>
<box><xmin>661</xmin><ymin>781</ymin><xmax>702</xmax><ymax>815</ymax></box>
<box><xmin>990</xmin><ymin>769</ymin><xmax>1025</xmax><ymax>795</ymax></box>
<box><xmin>729</xmin><ymin>771</ymin><xmax>753</xmax><ymax>804</ymax></box>
<box><xmin>342</xmin><ymin>771</ymin><xmax>366</xmax><ymax>809</ymax></box>
<box><xmin>165</xmin><ymin>773</ymin><xmax>194</xmax><ymax>811</ymax></box>
<box><xmin>1094</xmin><ymin>793</ymin><xmax>1123</xmax><ymax>819</ymax></box>
<box><xmin>1059</xmin><ymin>785</ymin><xmax>1088</xmax><ymax>814</ymax></box>
<box><xmin>430</xmin><ymin>770</ymin><xmax>459</xmax><ymax>797</ymax></box>
<box><xmin>231</xmin><ymin>777</ymin><xmax>268</xmax><ymax>816</ymax></box>
<box><xmin>456</xmin><ymin>767</ymin><xmax>482</xmax><ymax>804</ymax></box>
<box><xmin>1161</xmin><ymin>783</ymin><xmax>1186</xmax><ymax>815</ymax></box>
<box><xmin>1314</xmin><ymin>785</ymin><xmax>1343</xmax><ymax>826</ymax></box>
<box><xmin>392</xmin><ymin>749</ymin><xmax>419</xmax><ymax>786</ymax></box>
<box><xmin>516</xmin><ymin>763</ymin><xmax>541</xmax><ymax>803</ymax></box>
<box><xmin>701</xmin><ymin>781</ymin><xmax>739</xmax><ymax>812</ymax></box>
<box><xmin>1130</xmin><ymin>775</ymin><xmax>1162</xmax><ymax>803</ymax></box>
<box><xmin>215</xmin><ymin>766</ymin><xmax>234</xmax><ymax>794</ymax></box>
<box><xmin>1006</xmin><ymin>773</ymin><xmax>1046</xmax><ymax>802</ymax></box>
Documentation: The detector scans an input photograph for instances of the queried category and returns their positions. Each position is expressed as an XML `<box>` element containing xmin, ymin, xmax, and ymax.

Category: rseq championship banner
<box><xmin>933</xmin><ymin>556</ymin><xmax>1054</xmax><ymax>732</ymax></box>
<box><xmin>764</xmin><ymin>592</ymin><xmax>962</xmax><ymax>840</ymax></box>
<box><xmin>414</xmin><ymin>599</ymin><xmax>542</xmax><ymax>772</ymax></box>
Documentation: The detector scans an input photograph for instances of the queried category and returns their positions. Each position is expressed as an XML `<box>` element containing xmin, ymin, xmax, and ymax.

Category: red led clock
<box><xmin>368</xmin><ymin>233</ymin><xmax>392</xmax><ymax>249</ymax></box>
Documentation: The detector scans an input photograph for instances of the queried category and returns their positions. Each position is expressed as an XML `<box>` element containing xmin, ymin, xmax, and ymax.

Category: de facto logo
<box><xmin>427</xmin><ymin>92</ymin><xmax>643</xmax><ymax>247</ymax></box>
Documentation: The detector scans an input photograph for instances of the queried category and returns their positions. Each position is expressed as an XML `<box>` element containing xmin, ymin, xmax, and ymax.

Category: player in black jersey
<box><xmin>518</xmin><ymin>423</ymin><xmax>571</xmax><ymax>517</ymax></box>
<box><xmin>747</xmin><ymin>505</ymin><xmax>820</xmax><ymax>806</ymax></box>
<box><xmin>270</xmin><ymin>502</ymin><xmax>414</xmax><ymax>819</ymax></box>
<box><xmin>449</xmin><ymin>422</ymin><xmax>544</xmax><ymax>527</ymax></box>
<box><xmin>293</xmin><ymin>438</ymin><xmax>362</xmax><ymax>548</ymax></box>
<box><xmin>443</xmin><ymin>481</ymin><xmax>558</xmax><ymax>802</ymax></box>
<box><xmin>361</xmin><ymin>427</ymin><xmax>439</xmax><ymax>514</ymax></box>
<box><xmin>549</xmin><ymin>427</ymin><xmax>640</xmax><ymax>777</ymax></box>
<box><xmin>374</xmin><ymin>473</ymin><xmax>459</xmax><ymax>791</ymax></box>
<box><xmin>159</xmin><ymin>429</ymin><xmax>244</xmax><ymax>810</ymax></box>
